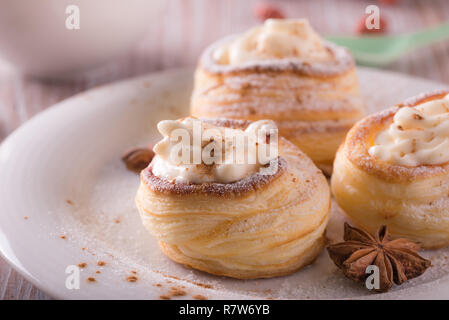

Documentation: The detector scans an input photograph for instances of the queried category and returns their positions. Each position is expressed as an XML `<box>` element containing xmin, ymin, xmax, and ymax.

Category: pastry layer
<box><xmin>190</xmin><ymin>37</ymin><xmax>364</xmax><ymax>174</ymax></box>
<box><xmin>136</xmin><ymin>119</ymin><xmax>330</xmax><ymax>278</ymax></box>
<box><xmin>331</xmin><ymin>90</ymin><xmax>449</xmax><ymax>249</ymax></box>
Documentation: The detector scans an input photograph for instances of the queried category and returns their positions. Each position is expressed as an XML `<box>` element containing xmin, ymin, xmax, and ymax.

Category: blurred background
<box><xmin>0</xmin><ymin>0</ymin><xmax>449</xmax><ymax>299</ymax></box>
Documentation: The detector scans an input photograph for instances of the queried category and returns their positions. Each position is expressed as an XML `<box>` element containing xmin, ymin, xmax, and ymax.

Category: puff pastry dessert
<box><xmin>136</xmin><ymin>117</ymin><xmax>330</xmax><ymax>279</ymax></box>
<box><xmin>190</xmin><ymin>19</ymin><xmax>365</xmax><ymax>174</ymax></box>
<box><xmin>331</xmin><ymin>90</ymin><xmax>449</xmax><ymax>249</ymax></box>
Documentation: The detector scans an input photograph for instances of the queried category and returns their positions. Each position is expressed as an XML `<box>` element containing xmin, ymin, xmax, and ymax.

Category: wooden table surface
<box><xmin>1</xmin><ymin>0</ymin><xmax>449</xmax><ymax>299</ymax></box>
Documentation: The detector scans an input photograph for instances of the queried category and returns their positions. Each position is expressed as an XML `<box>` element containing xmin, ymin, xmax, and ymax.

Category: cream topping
<box><xmin>369</xmin><ymin>94</ymin><xmax>449</xmax><ymax>166</ymax></box>
<box><xmin>151</xmin><ymin>118</ymin><xmax>278</xmax><ymax>183</ymax></box>
<box><xmin>213</xmin><ymin>19</ymin><xmax>331</xmax><ymax>65</ymax></box>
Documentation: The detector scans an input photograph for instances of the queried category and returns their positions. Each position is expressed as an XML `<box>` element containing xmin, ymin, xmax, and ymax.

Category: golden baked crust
<box><xmin>158</xmin><ymin>225</ymin><xmax>327</xmax><ymax>279</ymax></box>
<box><xmin>331</xmin><ymin>90</ymin><xmax>449</xmax><ymax>249</ymax></box>
<box><xmin>190</xmin><ymin>38</ymin><xmax>365</xmax><ymax>174</ymax></box>
<box><xmin>136</xmin><ymin>119</ymin><xmax>330</xmax><ymax>279</ymax></box>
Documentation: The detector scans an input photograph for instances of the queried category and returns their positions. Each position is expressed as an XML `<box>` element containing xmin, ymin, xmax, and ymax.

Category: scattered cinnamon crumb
<box><xmin>114</xmin><ymin>218</ymin><xmax>121</xmax><ymax>224</ymax></box>
<box><xmin>97</xmin><ymin>261</ymin><xmax>106</xmax><ymax>266</ymax></box>
<box><xmin>81</xmin><ymin>247</ymin><xmax>86</xmax><ymax>251</ymax></box>
<box><xmin>87</xmin><ymin>277</ymin><xmax>96</xmax><ymax>283</ymax></box>
<box><xmin>131</xmin><ymin>270</ymin><xmax>137</xmax><ymax>274</ymax></box>
<box><xmin>59</xmin><ymin>235</ymin><xmax>67</xmax><ymax>240</ymax></box>
<box><xmin>413</xmin><ymin>113</ymin><xmax>424</xmax><ymax>120</ymax></box>
<box><xmin>305</xmin><ymin>179</ymin><xmax>311</xmax><ymax>183</ymax></box>
<box><xmin>292</xmin><ymin>178</ymin><xmax>297</xmax><ymax>182</ymax></box>
<box><xmin>193</xmin><ymin>294</ymin><xmax>208</xmax><ymax>300</ymax></box>
<box><xmin>159</xmin><ymin>295</ymin><xmax>170</xmax><ymax>300</ymax></box>
<box><xmin>153</xmin><ymin>283</ymin><xmax>162</xmax><ymax>287</ymax></box>
<box><xmin>126</xmin><ymin>276</ymin><xmax>138</xmax><ymax>282</ymax></box>
<box><xmin>96</xmin><ymin>270</ymin><xmax>101</xmax><ymax>274</ymax></box>
<box><xmin>195</xmin><ymin>283</ymin><xmax>212</xmax><ymax>289</ymax></box>
<box><xmin>24</xmin><ymin>216</ymin><xmax>28</xmax><ymax>220</ymax></box>
<box><xmin>78</xmin><ymin>263</ymin><xmax>87</xmax><ymax>268</ymax></box>
<box><xmin>66</xmin><ymin>199</ymin><xmax>74</xmax><ymax>205</ymax></box>
<box><xmin>155</xmin><ymin>271</ymin><xmax>213</xmax><ymax>290</ymax></box>
<box><xmin>170</xmin><ymin>287</ymin><xmax>187</xmax><ymax>296</ymax></box>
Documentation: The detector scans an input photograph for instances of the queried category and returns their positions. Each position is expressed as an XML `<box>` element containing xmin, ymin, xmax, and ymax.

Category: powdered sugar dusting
<box><xmin>345</xmin><ymin>91</ymin><xmax>449</xmax><ymax>182</ymax></box>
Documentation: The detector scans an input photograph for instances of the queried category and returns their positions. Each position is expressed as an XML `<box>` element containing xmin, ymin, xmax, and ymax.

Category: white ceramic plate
<box><xmin>1</xmin><ymin>67</ymin><xmax>449</xmax><ymax>300</ymax></box>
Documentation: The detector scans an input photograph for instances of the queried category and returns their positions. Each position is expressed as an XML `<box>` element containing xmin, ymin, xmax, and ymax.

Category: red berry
<box><xmin>378</xmin><ymin>0</ymin><xmax>401</xmax><ymax>5</ymax></box>
<box><xmin>254</xmin><ymin>3</ymin><xmax>285</xmax><ymax>21</ymax></box>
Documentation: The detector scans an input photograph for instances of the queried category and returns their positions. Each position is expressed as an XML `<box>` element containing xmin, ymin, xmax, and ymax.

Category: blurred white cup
<box><xmin>0</xmin><ymin>0</ymin><xmax>162</xmax><ymax>79</ymax></box>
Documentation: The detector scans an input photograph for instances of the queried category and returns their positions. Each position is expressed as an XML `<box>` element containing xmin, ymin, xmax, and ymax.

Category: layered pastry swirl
<box><xmin>331</xmin><ymin>91</ymin><xmax>449</xmax><ymax>249</ymax></box>
<box><xmin>190</xmin><ymin>19</ymin><xmax>365</xmax><ymax>174</ymax></box>
<box><xmin>136</xmin><ymin>117</ymin><xmax>330</xmax><ymax>278</ymax></box>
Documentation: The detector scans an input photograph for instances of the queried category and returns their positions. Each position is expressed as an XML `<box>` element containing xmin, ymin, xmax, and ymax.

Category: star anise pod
<box><xmin>122</xmin><ymin>148</ymin><xmax>154</xmax><ymax>173</ymax></box>
<box><xmin>327</xmin><ymin>223</ymin><xmax>431</xmax><ymax>293</ymax></box>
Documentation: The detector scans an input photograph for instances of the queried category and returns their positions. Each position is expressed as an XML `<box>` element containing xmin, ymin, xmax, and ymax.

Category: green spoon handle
<box><xmin>409</xmin><ymin>22</ymin><xmax>449</xmax><ymax>50</ymax></box>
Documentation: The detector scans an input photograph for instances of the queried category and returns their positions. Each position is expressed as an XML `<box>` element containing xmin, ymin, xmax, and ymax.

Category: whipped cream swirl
<box><xmin>369</xmin><ymin>94</ymin><xmax>449</xmax><ymax>166</ymax></box>
<box><xmin>213</xmin><ymin>19</ymin><xmax>331</xmax><ymax>66</ymax></box>
<box><xmin>151</xmin><ymin>118</ymin><xmax>278</xmax><ymax>183</ymax></box>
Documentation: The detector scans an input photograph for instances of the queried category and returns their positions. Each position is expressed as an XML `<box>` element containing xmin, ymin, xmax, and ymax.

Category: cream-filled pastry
<box><xmin>136</xmin><ymin>117</ymin><xmax>330</xmax><ymax>279</ymax></box>
<box><xmin>190</xmin><ymin>19</ymin><xmax>365</xmax><ymax>175</ymax></box>
<box><xmin>331</xmin><ymin>91</ymin><xmax>449</xmax><ymax>249</ymax></box>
